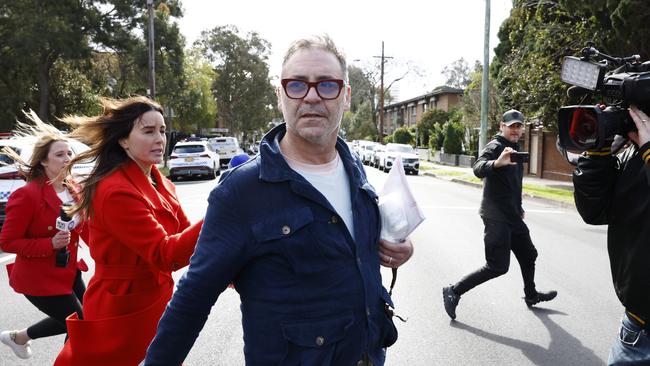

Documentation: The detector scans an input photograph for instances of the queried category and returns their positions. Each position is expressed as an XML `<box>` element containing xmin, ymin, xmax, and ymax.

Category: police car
<box><xmin>168</xmin><ymin>141</ymin><xmax>220</xmax><ymax>182</ymax></box>
<box><xmin>0</xmin><ymin>136</ymin><xmax>94</xmax><ymax>229</ymax></box>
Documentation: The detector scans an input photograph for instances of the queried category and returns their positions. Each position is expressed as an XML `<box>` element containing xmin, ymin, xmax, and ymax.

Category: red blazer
<box><xmin>55</xmin><ymin>160</ymin><xmax>203</xmax><ymax>366</ymax></box>
<box><xmin>0</xmin><ymin>177</ymin><xmax>87</xmax><ymax>296</ymax></box>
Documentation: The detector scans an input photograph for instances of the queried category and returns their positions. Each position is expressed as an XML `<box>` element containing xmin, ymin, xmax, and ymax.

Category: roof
<box><xmin>383</xmin><ymin>85</ymin><xmax>464</xmax><ymax>110</ymax></box>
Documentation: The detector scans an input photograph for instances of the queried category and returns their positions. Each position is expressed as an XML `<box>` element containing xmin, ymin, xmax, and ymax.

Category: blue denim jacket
<box><xmin>144</xmin><ymin>124</ymin><xmax>396</xmax><ymax>365</ymax></box>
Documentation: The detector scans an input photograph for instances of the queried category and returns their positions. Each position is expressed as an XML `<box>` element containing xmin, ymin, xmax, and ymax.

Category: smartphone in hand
<box><xmin>510</xmin><ymin>151</ymin><xmax>530</xmax><ymax>163</ymax></box>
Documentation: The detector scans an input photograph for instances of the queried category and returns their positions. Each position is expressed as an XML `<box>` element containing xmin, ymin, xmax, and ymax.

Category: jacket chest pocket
<box><xmin>251</xmin><ymin>206</ymin><xmax>333</xmax><ymax>275</ymax></box>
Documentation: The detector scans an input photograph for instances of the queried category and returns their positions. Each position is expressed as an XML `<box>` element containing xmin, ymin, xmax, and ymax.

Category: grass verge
<box><xmin>421</xmin><ymin>161</ymin><xmax>573</xmax><ymax>203</ymax></box>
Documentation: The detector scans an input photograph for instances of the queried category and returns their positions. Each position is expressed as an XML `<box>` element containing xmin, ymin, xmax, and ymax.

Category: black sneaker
<box><xmin>443</xmin><ymin>285</ymin><xmax>460</xmax><ymax>320</ymax></box>
<box><xmin>524</xmin><ymin>290</ymin><xmax>557</xmax><ymax>307</ymax></box>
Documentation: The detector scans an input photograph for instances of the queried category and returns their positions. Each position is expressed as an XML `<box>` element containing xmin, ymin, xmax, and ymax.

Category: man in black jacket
<box><xmin>442</xmin><ymin>109</ymin><xmax>557</xmax><ymax>320</ymax></box>
<box><xmin>572</xmin><ymin>105</ymin><xmax>650</xmax><ymax>365</ymax></box>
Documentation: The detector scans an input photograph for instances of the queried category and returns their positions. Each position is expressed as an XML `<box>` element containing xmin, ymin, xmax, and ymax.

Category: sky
<box><xmin>177</xmin><ymin>0</ymin><xmax>513</xmax><ymax>101</ymax></box>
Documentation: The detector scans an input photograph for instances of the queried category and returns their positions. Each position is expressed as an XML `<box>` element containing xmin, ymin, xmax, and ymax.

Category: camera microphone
<box><xmin>54</xmin><ymin>202</ymin><xmax>75</xmax><ymax>268</ymax></box>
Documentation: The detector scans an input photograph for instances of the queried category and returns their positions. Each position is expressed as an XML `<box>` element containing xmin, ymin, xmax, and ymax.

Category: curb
<box><xmin>422</xmin><ymin>171</ymin><xmax>576</xmax><ymax>211</ymax></box>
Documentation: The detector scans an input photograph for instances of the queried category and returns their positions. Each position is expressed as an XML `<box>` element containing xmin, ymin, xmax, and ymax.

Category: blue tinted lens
<box><xmin>317</xmin><ymin>81</ymin><xmax>340</xmax><ymax>98</ymax></box>
<box><xmin>286</xmin><ymin>80</ymin><xmax>308</xmax><ymax>97</ymax></box>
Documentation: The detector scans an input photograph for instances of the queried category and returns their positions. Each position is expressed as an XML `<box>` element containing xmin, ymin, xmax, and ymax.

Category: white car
<box><xmin>208</xmin><ymin>137</ymin><xmax>241</xmax><ymax>167</ymax></box>
<box><xmin>378</xmin><ymin>143</ymin><xmax>420</xmax><ymax>175</ymax></box>
<box><xmin>0</xmin><ymin>136</ymin><xmax>94</xmax><ymax>228</ymax></box>
<box><xmin>359</xmin><ymin>142</ymin><xmax>378</xmax><ymax>165</ymax></box>
<box><xmin>168</xmin><ymin>141</ymin><xmax>220</xmax><ymax>181</ymax></box>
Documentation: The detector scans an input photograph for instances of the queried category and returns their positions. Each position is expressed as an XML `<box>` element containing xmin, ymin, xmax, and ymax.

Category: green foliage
<box><xmin>442</xmin><ymin>121</ymin><xmax>465</xmax><ymax>155</ymax></box>
<box><xmin>197</xmin><ymin>25</ymin><xmax>276</xmax><ymax>138</ymax></box>
<box><xmin>342</xmin><ymin>101</ymin><xmax>377</xmax><ymax>141</ymax></box>
<box><xmin>429</xmin><ymin>123</ymin><xmax>445</xmax><ymax>151</ymax></box>
<box><xmin>492</xmin><ymin>0</ymin><xmax>615</xmax><ymax>132</ymax></box>
<box><xmin>392</xmin><ymin>127</ymin><xmax>414</xmax><ymax>145</ymax></box>
<box><xmin>416</xmin><ymin>109</ymin><xmax>449</xmax><ymax>147</ymax></box>
<box><xmin>172</xmin><ymin>48</ymin><xmax>218</xmax><ymax>133</ymax></box>
<box><xmin>384</xmin><ymin>135</ymin><xmax>394</xmax><ymax>143</ymax></box>
<box><xmin>0</xmin><ymin>0</ymin><xmax>187</xmax><ymax>129</ymax></box>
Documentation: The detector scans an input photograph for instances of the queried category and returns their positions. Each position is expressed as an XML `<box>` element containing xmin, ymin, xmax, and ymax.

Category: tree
<box><xmin>461</xmin><ymin>63</ymin><xmax>501</xmax><ymax>139</ymax></box>
<box><xmin>341</xmin><ymin>101</ymin><xmax>377</xmax><ymax>141</ymax></box>
<box><xmin>416</xmin><ymin>109</ymin><xmax>449</xmax><ymax>147</ymax></box>
<box><xmin>172</xmin><ymin>48</ymin><xmax>218</xmax><ymax>133</ymax></box>
<box><xmin>442</xmin><ymin>121</ymin><xmax>465</xmax><ymax>155</ymax></box>
<box><xmin>196</xmin><ymin>25</ymin><xmax>276</xmax><ymax>139</ymax></box>
<box><xmin>441</xmin><ymin>58</ymin><xmax>475</xmax><ymax>89</ymax></box>
<box><xmin>0</xmin><ymin>0</ymin><xmax>187</xmax><ymax>128</ymax></box>
<box><xmin>392</xmin><ymin>127</ymin><xmax>414</xmax><ymax>145</ymax></box>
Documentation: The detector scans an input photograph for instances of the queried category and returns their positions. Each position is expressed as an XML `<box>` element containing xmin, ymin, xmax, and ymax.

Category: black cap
<box><xmin>502</xmin><ymin>109</ymin><xmax>524</xmax><ymax>126</ymax></box>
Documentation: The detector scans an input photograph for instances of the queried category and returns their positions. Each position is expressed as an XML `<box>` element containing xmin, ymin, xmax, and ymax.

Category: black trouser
<box><xmin>453</xmin><ymin>218</ymin><xmax>538</xmax><ymax>298</ymax></box>
<box><xmin>23</xmin><ymin>270</ymin><xmax>85</xmax><ymax>341</ymax></box>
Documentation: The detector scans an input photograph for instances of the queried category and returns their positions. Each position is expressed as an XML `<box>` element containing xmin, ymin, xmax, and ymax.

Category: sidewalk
<box><xmin>419</xmin><ymin>161</ymin><xmax>576</xmax><ymax>210</ymax></box>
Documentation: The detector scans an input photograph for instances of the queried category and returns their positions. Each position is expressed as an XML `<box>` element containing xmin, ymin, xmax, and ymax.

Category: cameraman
<box><xmin>573</xmin><ymin>105</ymin><xmax>650</xmax><ymax>365</ymax></box>
<box><xmin>443</xmin><ymin>109</ymin><xmax>557</xmax><ymax>320</ymax></box>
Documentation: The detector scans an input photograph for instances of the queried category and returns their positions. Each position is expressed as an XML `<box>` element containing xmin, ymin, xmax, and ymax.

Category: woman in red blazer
<box><xmin>0</xmin><ymin>114</ymin><xmax>88</xmax><ymax>360</ymax></box>
<box><xmin>54</xmin><ymin>96</ymin><xmax>203</xmax><ymax>366</ymax></box>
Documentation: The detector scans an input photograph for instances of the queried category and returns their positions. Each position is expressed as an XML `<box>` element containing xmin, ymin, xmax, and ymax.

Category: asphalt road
<box><xmin>0</xmin><ymin>166</ymin><xmax>618</xmax><ymax>365</ymax></box>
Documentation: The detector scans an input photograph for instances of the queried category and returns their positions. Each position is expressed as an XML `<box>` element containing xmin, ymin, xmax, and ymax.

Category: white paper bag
<box><xmin>378</xmin><ymin>155</ymin><xmax>425</xmax><ymax>242</ymax></box>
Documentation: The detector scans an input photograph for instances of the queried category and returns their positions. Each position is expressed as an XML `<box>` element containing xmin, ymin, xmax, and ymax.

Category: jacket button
<box><xmin>315</xmin><ymin>336</ymin><xmax>325</xmax><ymax>346</ymax></box>
<box><xmin>330</xmin><ymin>215</ymin><xmax>339</xmax><ymax>224</ymax></box>
<box><xmin>47</xmin><ymin>226</ymin><xmax>53</xmax><ymax>231</ymax></box>
<box><xmin>281</xmin><ymin>225</ymin><xmax>291</xmax><ymax>235</ymax></box>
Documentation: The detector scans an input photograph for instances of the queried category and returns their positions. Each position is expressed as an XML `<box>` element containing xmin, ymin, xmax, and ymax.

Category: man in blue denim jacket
<box><xmin>143</xmin><ymin>35</ymin><xmax>413</xmax><ymax>366</ymax></box>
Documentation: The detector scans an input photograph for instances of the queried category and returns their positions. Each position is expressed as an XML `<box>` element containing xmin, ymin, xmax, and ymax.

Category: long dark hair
<box><xmin>63</xmin><ymin>96</ymin><xmax>164</xmax><ymax>218</ymax></box>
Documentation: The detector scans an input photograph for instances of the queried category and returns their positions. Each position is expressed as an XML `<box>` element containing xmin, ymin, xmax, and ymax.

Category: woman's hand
<box><xmin>51</xmin><ymin>230</ymin><xmax>71</xmax><ymax>250</ymax></box>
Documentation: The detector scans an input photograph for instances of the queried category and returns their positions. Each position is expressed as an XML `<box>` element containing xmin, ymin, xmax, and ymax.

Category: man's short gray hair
<box><xmin>282</xmin><ymin>35</ymin><xmax>348</xmax><ymax>82</ymax></box>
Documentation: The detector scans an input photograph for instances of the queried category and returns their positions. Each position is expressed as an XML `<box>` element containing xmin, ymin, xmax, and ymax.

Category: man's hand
<box><xmin>494</xmin><ymin>147</ymin><xmax>516</xmax><ymax>168</ymax></box>
<box><xmin>628</xmin><ymin>105</ymin><xmax>650</xmax><ymax>147</ymax></box>
<box><xmin>379</xmin><ymin>238</ymin><xmax>414</xmax><ymax>268</ymax></box>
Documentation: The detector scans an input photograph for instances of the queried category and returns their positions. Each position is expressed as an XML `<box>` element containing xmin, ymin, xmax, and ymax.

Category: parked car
<box><xmin>359</xmin><ymin>142</ymin><xmax>378</xmax><ymax>165</ymax></box>
<box><xmin>377</xmin><ymin>143</ymin><xmax>420</xmax><ymax>175</ymax></box>
<box><xmin>371</xmin><ymin>144</ymin><xmax>386</xmax><ymax>168</ymax></box>
<box><xmin>168</xmin><ymin>141</ymin><xmax>220</xmax><ymax>182</ymax></box>
<box><xmin>208</xmin><ymin>137</ymin><xmax>241</xmax><ymax>167</ymax></box>
<box><xmin>0</xmin><ymin>136</ymin><xmax>94</xmax><ymax>229</ymax></box>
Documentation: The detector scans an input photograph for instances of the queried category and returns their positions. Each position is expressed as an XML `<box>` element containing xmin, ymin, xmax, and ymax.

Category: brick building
<box><xmin>380</xmin><ymin>86</ymin><xmax>463</xmax><ymax>135</ymax></box>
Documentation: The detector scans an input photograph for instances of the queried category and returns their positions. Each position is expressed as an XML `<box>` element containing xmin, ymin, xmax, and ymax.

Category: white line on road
<box><xmin>420</xmin><ymin>205</ymin><xmax>566</xmax><ymax>214</ymax></box>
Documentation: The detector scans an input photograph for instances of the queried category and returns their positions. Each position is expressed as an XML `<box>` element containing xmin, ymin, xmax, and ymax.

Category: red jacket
<box><xmin>0</xmin><ymin>177</ymin><xmax>87</xmax><ymax>296</ymax></box>
<box><xmin>55</xmin><ymin>160</ymin><xmax>202</xmax><ymax>366</ymax></box>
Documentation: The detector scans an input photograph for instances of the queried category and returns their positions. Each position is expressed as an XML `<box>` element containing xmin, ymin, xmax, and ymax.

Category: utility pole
<box><xmin>479</xmin><ymin>0</ymin><xmax>490</xmax><ymax>153</ymax></box>
<box><xmin>147</xmin><ymin>0</ymin><xmax>156</xmax><ymax>99</ymax></box>
<box><xmin>374</xmin><ymin>41</ymin><xmax>393</xmax><ymax>143</ymax></box>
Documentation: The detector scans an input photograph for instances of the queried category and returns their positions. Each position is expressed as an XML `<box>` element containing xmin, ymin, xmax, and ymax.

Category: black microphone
<box><xmin>54</xmin><ymin>202</ymin><xmax>73</xmax><ymax>268</ymax></box>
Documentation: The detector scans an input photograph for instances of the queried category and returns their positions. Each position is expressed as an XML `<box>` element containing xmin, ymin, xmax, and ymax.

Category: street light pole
<box><xmin>479</xmin><ymin>0</ymin><xmax>490</xmax><ymax>153</ymax></box>
<box><xmin>147</xmin><ymin>0</ymin><xmax>156</xmax><ymax>99</ymax></box>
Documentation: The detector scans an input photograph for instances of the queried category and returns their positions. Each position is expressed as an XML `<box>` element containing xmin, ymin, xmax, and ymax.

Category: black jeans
<box><xmin>453</xmin><ymin>218</ymin><xmax>538</xmax><ymax>298</ymax></box>
<box><xmin>24</xmin><ymin>270</ymin><xmax>85</xmax><ymax>340</ymax></box>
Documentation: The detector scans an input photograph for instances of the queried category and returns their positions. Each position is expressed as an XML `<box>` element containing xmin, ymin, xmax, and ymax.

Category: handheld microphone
<box><xmin>54</xmin><ymin>202</ymin><xmax>74</xmax><ymax>268</ymax></box>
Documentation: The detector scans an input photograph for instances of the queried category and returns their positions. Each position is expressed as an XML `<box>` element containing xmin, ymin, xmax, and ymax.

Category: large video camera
<box><xmin>557</xmin><ymin>44</ymin><xmax>650</xmax><ymax>152</ymax></box>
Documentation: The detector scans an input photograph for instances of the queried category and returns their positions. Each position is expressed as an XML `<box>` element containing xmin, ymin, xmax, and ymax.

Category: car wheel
<box><xmin>170</xmin><ymin>175</ymin><xmax>177</xmax><ymax>182</ymax></box>
<box><xmin>414</xmin><ymin>170</ymin><xmax>419</xmax><ymax>175</ymax></box>
<box><xmin>209</xmin><ymin>165</ymin><xmax>218</xmax><ymax>180</ymax></box>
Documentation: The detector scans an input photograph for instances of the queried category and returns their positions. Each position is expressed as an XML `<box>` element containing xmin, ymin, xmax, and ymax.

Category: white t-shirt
<box><xmin>284</xmin><ymin>152</ymin><xmax>355</xmax><ymax>240</ymax></box>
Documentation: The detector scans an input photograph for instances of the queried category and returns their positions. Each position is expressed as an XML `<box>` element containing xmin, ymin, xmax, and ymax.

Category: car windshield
<box><xmin>387</xmin><ymin>144</ymin><xmax>414</xmax><ymax>153</ymax></box>
<box><xmin>174</xmin><ymin>145</ymin><xmax>205</xmax><ymax>154</ymax></box>
<box><xmin>0</xmin><ymin>152</ymin><xmax>17</xmax><ymax>165</ymax></box>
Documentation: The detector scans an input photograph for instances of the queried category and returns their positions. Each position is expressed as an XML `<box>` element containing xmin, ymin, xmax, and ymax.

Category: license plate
<box><xmin>185</xmin><ymin>157</ymin><xmax>194</xmax><ymax>162</ymax></box>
